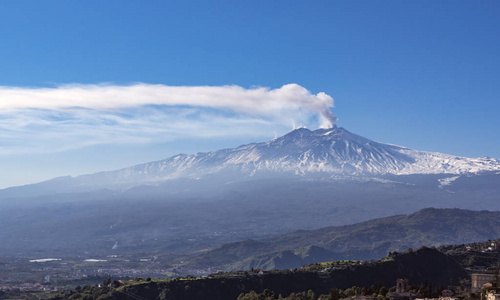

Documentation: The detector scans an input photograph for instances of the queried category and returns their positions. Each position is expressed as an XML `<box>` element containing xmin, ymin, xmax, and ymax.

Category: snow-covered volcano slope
<box><xmin>2</xmin><ymin>126</ymin><xmax>499</xmax><ymax>197</ymax></box>
<box><xmin>105</xmin><ymin>126</ymin><xmax>500</xmax><ymax>182</ymax></box>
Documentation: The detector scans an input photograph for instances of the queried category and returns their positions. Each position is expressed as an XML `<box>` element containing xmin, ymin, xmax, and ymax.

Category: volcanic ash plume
<box><xmin>321</xmin><ymin>108</ymin><xmax>338</xmax><ymax>128</ymax></box>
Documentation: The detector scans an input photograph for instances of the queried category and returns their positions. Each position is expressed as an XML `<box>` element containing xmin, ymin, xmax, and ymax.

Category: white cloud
<box><xmin>0</xmin><ymin>83</ymin><xmax>336</xmax><ymax>155</ymax></box>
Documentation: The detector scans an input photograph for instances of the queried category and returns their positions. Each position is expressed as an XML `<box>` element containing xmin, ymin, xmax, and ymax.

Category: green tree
<box><xmin>307</xmin><ymin>289</ymin><xmax>316</xmax><ymax>300</ymax></box>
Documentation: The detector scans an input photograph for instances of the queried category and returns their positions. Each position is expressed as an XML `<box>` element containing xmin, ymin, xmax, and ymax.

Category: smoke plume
<box><xmin>0</xmin><ymin>83</ymin><xmax>337</xmax><ymax>154</ymax></box>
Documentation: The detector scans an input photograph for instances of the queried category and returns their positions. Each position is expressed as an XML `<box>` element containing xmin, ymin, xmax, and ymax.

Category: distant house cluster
<box><xmin>485</xmin><ymin>241</ymin><xmax>500</xmax><ymax>252</ymax></box>
<box><xmin>466</xmin><ymin>241</ymin><xmax>500</xmax><ymax>253</ymax></box>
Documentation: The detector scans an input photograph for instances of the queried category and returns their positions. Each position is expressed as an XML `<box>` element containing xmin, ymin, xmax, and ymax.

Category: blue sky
<box><xmin>0</xmin><ymin>1</ymin><xmax>499</xmax><ymax>187</ymax></box>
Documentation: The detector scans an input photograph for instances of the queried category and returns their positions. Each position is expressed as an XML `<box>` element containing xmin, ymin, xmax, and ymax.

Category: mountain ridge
<box><xmin>2</xmin><ymin>126</ymin><xmax>499</xmax><ymax>198</ymax></box>
<box><xmin>184</xmin><ymin>207</ymin><xmax>500</xmax><ymax>271</ymax></box>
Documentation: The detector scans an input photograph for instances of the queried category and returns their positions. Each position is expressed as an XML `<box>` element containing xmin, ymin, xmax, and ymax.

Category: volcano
<box><xmin>2</xmin><ymin>126</ymin><xmax>500</xmax><ymax>197</ymax></box>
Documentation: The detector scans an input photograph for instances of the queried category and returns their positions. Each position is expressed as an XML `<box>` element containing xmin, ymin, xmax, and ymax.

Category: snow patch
<box><xmin>438</xmin><ymin>176</ymin><xmax>460</xmax><ymax>189</ymax></box>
